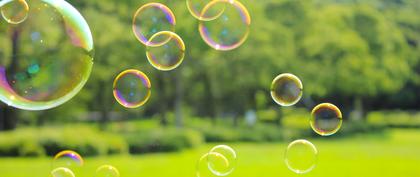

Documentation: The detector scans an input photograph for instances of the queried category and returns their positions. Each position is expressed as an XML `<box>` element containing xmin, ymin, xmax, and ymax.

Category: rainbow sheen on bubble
<box><xmin>96</xmin><ymin>165</ymin><xmax>120</xmax><ymax>177</ymax></box>
<box><xmin>285</xmin><ymin>139</ymin><xmax>318</xmax><ymax>174</ymax></box>
<box><xmin>146</xmin><ymin>31</ymin><xmax>185</xmax><ymax>71</ymax></box>
<box><xmin>0</xmin><ymin>0</ymin><xmax>94</xmax><ymax>110</ymax></box>
<box><xmin>310</xmin><ymin>103</ymin><xmax>343</xmax><ymax>136</ymax></box>
<box><xmin>132</xmin><ymin>3</ymin><xmax>176</xmax><ymax>46</ymax></box>
<box><xmin>270</xmin><ymin>73</ymin><xmax>303</xmax><ymax>106</ymax></box>
<box><xmin>186</xmin><ymin>0</ymin><xmax>225</xmax><ymax>21</ymax></box>
<box><xmin>207</xmin><ymin>145</ymin><xmax>237</xmax><ymax>176</ymax></box>
<box><xmin>0</xmin><ymin>0</ymin><xmax>29</xmax><ymax>24</ymax></box>
<box><xmin>113</xmin><ymin>69</ymin><xmax>151</xmax><ymax>108</ymax></box>
<box><xmin>51</xmin><ymin>167</ymin><xmax>75</xmax><ymax>177</ymax></box>
<box><xmin>52</xmin><ymin>150</ymin><xmax>84</xmax><ymax>171</ymax></box>
<box><xmin>199</xmin><ymin>0</ymin><xmax>251</xmax><ymax>51</ymax></box>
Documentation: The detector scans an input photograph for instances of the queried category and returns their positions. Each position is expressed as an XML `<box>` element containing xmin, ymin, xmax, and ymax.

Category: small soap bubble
<box><xmin>285</xmin><ymin>139</ymin><xmax>318</xmax><ymax>174</ymax></box>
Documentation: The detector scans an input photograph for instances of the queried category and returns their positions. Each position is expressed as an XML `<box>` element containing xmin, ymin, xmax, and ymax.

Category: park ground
<box><xmin>0</xmin><ymin>128</ymin><xmax>419</xmax><ymax>177</ymax></box>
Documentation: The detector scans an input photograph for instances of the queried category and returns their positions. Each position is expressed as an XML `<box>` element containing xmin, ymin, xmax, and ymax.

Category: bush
<box><xmin>367</xmin><ymin>111</ymin><xmax>420</xmax><ymax>128</ymax></box>
<box><xmin>0</xmin><ymin>126</ymin><xmax>128</xmax><ymax>157</ymax></box>
<box><xmin>125</xmin><ymin>128</ymin><xmax>203</xmax><ymax>154</ymax></box>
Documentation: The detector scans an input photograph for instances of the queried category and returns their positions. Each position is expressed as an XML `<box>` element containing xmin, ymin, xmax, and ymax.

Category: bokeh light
<box><xmin>146</xmin><ymin>31</ymin><xmax>185</xmax><ymax>71</ymax></box>
<box><xmin>270</xmin><ymin>73</ymin><xmax>303</xmax><ymax>106</ymax></box>
<box><xmin>0</xmin><ymin>0</ymin><xmax>29</xmax><ymax>24</ymax></box>
<box><xmin>0</xmin><ymin>0</ymin><xmax>94</xmax><ymax>110</ymax></box>
<box><xmin>186</xmin><ymin>0</ymin><xmax>225</xmax><ymax>21</ymax></box>
<box><xmin>113</xmin><ymin>69</ymin><xmax>151</xmax><ymax>108</ymax></box>
<box><xmin>285</xmin><ymin>139</ymin><xmax>318</xmax><ymax>174</ymax></box>
<box><xmin>207</xmin><ymin>145</ymin><xmax>237</xmax><ymax>176</ymax></box>
<box><xmin>52</xmin><ymin>150</ymin><xmax>84</xmax><ymax>171</ymax></box>
<box><xmin>132</xmin><ymin>3</ymin><xmax>176</xmax><ymax>46</ymax></box>
<box><xmin>310</xmin><ymin>103</ymin><xmax>343</xmax><ymax>136</ymax></box>
<box><xmin>198</xmin><ymin>0</ymin><xmax>251</xmax><ymax>51</ymax></box>
<box><xmin>96</xmin><ymin>165</ymin><xmax>120</xmax><ymax>177</ymax></box>
<box><xmin>51</xmin><ymin>167</ymin><xmax>75</xmax><ymax>177</ymax></box>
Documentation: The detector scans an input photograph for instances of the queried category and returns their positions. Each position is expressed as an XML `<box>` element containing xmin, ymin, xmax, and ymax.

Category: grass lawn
<box><xmin>1</xmin><ymin>129</ymin><xmax>419</xmax><ymax>177</ymax></box>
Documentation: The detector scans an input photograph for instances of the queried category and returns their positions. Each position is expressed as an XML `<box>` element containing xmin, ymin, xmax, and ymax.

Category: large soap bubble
<box><xmin>0</xmin><ymin>0</ymin><xmax>94</xmax><ymax>110</ymax></box>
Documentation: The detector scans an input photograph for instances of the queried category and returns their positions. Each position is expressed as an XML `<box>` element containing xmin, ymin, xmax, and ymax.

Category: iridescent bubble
<box><xmin>113</xmin><ymin>69</ymin><xmax>151</xmax><ymax>108</ymax></box>
<box><xmin>0</xmin><ymin>0</ymin><xmax>29</xmax><ymax>24</ymax></box>
<box><xmin>310</xmin><ymin>103</ymin><xmax>343</xmax><ymax>136</ymax></box>
<box><xmin>96</xmin><ymin>165</ymin><xmax>120</xmax><ymax>177</ymax></box>
<box><xmin>207</xmin><ymin>145</ymin><xmax>237</xmax><ymax>176</ymax></box>
<box><xmin>270</xmin><ymin>73</ymin><xmax>303</xmax><ymax>106</ymax></box>
<box><xmin>0</xmin><ymin>0</ymin><xmax>94</xmax><ymax>110</ymax></box>
<box><xmin>186</xmin><ymin>0</ymin><xmax>225</xmax><ymax>21</ymax></box>
<box><xmin>199</xmin><ymin>0</ymin><xmax>251</xmax><ymax>51</ymax></box>
<box><xmin>52</xmin><ymin>150</ymin><xmax>84</xmax><ymax>171</ymax></box>
<box><xmin>51</xmin><ymin>167</ymin><xmax>75</xmax><ymax>177</ymax></box>
<box><xmin>132</xmin><ymin>3</ymin><xmax>176</xmax><ymax>46</ymax></box>
<box><xmin>146</xmin><ymin>31</ymin><xmax>185</xmax><ymax>71</ymax></box>
<box><xmin>285</xmin><ymin>139</ymin><xmax>318</xmax><ymax>174</ymax></box>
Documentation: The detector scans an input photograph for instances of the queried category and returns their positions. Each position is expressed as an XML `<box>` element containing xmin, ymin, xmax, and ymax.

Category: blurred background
<box><xmin>0</xmin><ymin>0</ymin><xmax>419</xmax><ymax>176</ymax></box>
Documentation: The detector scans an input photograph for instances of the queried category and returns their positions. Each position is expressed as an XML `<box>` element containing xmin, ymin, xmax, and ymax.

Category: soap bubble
<box><xmin>113</xmin><ymin>69</ymin><xmax>151</xmax><ymax>108</ymax></box>
<box><xmin>52</xmin><ymin>150</ymin><xmax>84</xmax><ymax>170</ymax></box>
<box><xmin>132</xmin><ymin>3</ymin><xmax>176</xmax><ymax>46</ymax></box>
<box><xmin>199</xmin><ymin>0</ymin><xmax>251</xmax><ymax>50</ymax></box>
<box><xmin>0</xmin><ymin>0</ymin><xmax>94</xmax><ymax>110</ymax></box>
<box><xmin>310</xmin><ymin>103</ymin><xmax>343</xmax><ymax>136</ymax></box>
<box><xmin>96</xmin><ymin>165</ymin><xmax>120</xmax><ymax>177</ymax></box>
<box><xmin>285</xmin><ymin>139</ymin><xmax>318</xmax><ymax>174</ymax></box>
<box><xmin>186</xmin><ymin>0</ymin><xmax>225</xmax><ymax>21</ymax></box>
<box><xmin>51</xmin><ymin>167</ymin><xmax>75</xmax><ymax>177</ymax></box>
<box><xmin>0</xmin><ymin>0</ymin><xmax>29</xmax><ymax>24</ymax></box>
<box><xmin>270</xmin><ymin>73</ymin><xmax>303</xmax><ymax>106</ymax></box>
<box><xmin>146</xmin><ymin>31</ymin><xmax>185</xmax><ymax>71</ymax></box>
<box><xmin>207</xmin><ymin>145</ymin><xmax>237</xmax><ymax>176</ymax></box>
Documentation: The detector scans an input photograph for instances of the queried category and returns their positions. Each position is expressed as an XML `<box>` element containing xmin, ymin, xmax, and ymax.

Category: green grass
<box><xmin>1</xmin><ymin>129</ymin><xmax>419</xmax><ymax>177</ymax></box>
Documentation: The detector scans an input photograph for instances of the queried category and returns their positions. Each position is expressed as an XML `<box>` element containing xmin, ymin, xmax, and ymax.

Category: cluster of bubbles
<box><xmin>132</xmin><ymin>3</ymin><xmax>185</xmax><ymax>71</ymax></box>
<box><xmin>187</xmin><ymin>0</ymin><xmax>251</xmax><ymax>51</ymax></box>
<box><xmin>51</xmin><ymin>150</ymin><xmax>120</xmax><ymax>177</ymax></box>
<box><xmin>270</xmin><ymin>73</ymin><xmax>343</xmax><ymax>174</ymax></box>
<box><xmin>196</xmin><ymin>145</ymin><xmax>237</xmax><ymax>177</ymax></box>
<box><xmin>0</xmin><ymin>0</ymin><xmax>94</xmax><ymax>110</ymax></box>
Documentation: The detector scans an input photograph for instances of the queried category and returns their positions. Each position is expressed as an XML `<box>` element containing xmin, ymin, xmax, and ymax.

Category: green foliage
<box><xmin>0</xmin><ymin>126</ymin><xmax>128</xmax><ymax>157</ymax></box>
<box><xmin>125</xmin><ymin>128</ymin><xmax>203</xmax><ymax>154</ymax></box>
<box><xmin>367</xmin><ymin>111</ymin><xmax>420</xmax><ymax>127</ymax></box>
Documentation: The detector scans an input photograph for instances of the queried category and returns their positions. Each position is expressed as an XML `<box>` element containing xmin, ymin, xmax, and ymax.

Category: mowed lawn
<box><xmin>1</xmin><ymin>129</ymin><xmax>419</xmax><ymax>177</ymax></box>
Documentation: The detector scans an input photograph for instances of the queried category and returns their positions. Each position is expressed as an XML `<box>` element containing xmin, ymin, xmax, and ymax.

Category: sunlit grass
<box><xmin>1</xmin><ymin>129</ymin><xmax>419</xmax><ymax>177</ymax></box>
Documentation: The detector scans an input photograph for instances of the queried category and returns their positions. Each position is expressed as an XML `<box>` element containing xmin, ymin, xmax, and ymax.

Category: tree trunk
<box><xmin>158</xmin><ymin>73</ymin><xmax>168</xmax><ymax>126</ymax></box>
<box><xmin>350</xmin><ymin>96</ymin><xmax>364</xmax><ymax>121</ymax></box>
<box><xmin>174</xmin><ymin>68</ymin><xmax>183</xmax><ymax>128</ymax></box>
<box><xmin>98</xmin><ymin>80</ymin><xmax>110</xmax><ymax>130</ymax></box>
<box><xmin>0</xmin><ymin>27</ymin><xmax>22</xmax><ymax>131</ymax></box>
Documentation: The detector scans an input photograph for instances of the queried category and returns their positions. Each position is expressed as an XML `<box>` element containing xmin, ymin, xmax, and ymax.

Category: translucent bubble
<box><xmin>52</xmin><ymin>150</ymin><xmax>84</xmax><ymax>170</ymax></box>
<box><xmin>186</xmin><ymin>0</ymin><xmax>225</xmax><ymax>21</ymax></box>
<box><xmin>132</xmin><ymin>3</ymin><xmax>176</xmax><ymax>46</ymax></box>
<box><xmin>198</xmin><ymin>0</ymin><xmax>251</xmax><ymax>51</ymax></box>
<box><xmin>207</xmin><ymin>145</ymin><xmax>237</xmax><ymax>176</ymax></box>
<box><xmin>0</xmin><ymin>0</ymin><xmax>29</xmax><ymax>24</ymax></box>
<box><xmin>51</xmin><ymin>167</ymin><xmax>75</xmax><ymax>177</ymax></box>
<box><xmin>0</xmin><ymin>0</ymin><xmax>94</xmax><ymax>110</ymax></box>
<box><xmin>196</xmin><ymin>152</ymin><xmax>228</xmax><ymax>177</ymax></box>
<box><xmin>113</xmin><ymin>69</ymin><xmax>151</xmax><ymax>108</ymax></box>
<box><xmin>96</xmin><ymin>165</ymin><xmax>120</xmax><ymax>177</ymax></box>
<box><xmin>285</xmin><ymin>139</ymin><xmax>318</xmax><ymax>174</ymax></box>
<box><xmin>146</xmin><ymin>31</ymin><xmax>185</xmax><ymax>71</ymax></box>
<box><xmin>270</xmin><ymin>73</ymin><xmax>303</xmax><ymax>106</ymax></box>
<box><xmin>310</xmin><ymin>103</ymin><xmax>343</xmax><ymax>136</ymax></box>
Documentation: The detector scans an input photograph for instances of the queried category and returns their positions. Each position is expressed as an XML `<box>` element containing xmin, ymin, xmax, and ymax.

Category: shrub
<box><xmin>125</xmin><ymin>128</ymin><xmax>203</xmax><ymax>154</ymax></box>
<box><xmin>0</xmin><ymin>126</ymin><xmax>128</xmax><ymax>157</ymax></box>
